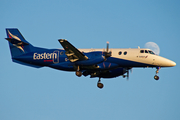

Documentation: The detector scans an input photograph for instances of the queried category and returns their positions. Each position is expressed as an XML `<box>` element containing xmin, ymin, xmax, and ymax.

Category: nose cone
<box><xmin>170</xmin><ymin>61</ymin><xmax>176</xmax><ymax>67</ymax></box>
<box><xmin>161</xmin><ymin>58</ymin><xmax>176</xmax><ymax>67</ymax></box>
<box><xmin>163</xmin><ymin>59</ymin><xmax>176</xmax><ymax>67</ymax></box>
<box><xmin>155</xmin><ymin>56</ymin><xmax>176</xmax><ymax>67</ymax></box>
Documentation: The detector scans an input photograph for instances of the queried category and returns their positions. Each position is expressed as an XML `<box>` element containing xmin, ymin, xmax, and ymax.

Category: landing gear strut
<box><xmin>75</xmin><ymin>66</ymin><xmax>82</xmax><ymax>77</ymax></box>
<box><xmin>154</xmin><ymin>67</ymin><xmax>160</xmax><ymax>80</ymax></box>
<box><xmin>97</xmin><ymin>78</ymin><xmax>104</xmax><ymax>89</ymax></box>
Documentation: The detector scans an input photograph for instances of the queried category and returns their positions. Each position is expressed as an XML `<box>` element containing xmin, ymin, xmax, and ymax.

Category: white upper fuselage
<box><xmin>79</xmin><ymin>48</ymin><xmax>176</xmax><ymax>67</ymax></box>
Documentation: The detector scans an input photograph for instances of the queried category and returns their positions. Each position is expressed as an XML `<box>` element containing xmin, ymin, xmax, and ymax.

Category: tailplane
<box><xmin>5</xmin><ymin>28</ymin><xmax>34</xmax><ymax>58</ymax></box>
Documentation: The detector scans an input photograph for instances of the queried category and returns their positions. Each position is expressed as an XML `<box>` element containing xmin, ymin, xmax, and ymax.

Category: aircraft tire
<box><xmin>97</xmin><ymin>83</ymin><xmax>104</xmax><ymax>89</ymax></box>
<box><xmin>154</xmin><ymin>75</ymin><xmax>159</xmax><ymax>80</ymax></box>
<box><xmin>76</xmin><ymin>71</ymin><xmax>82</xmax><ymax>77</ymax></box>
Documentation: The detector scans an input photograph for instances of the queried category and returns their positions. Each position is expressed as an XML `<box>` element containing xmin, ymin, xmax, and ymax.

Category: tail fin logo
<box><xmin>7</xmin><ymin>30</ymin><xmax>25</xmax><ymax>53</ymax></box>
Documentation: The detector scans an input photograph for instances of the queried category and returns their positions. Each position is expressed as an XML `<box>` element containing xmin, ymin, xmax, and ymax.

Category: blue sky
<box><xmin>0</xmin><ymin>0</ymin><xmax>180</xmax><ymax>120</ymax></box>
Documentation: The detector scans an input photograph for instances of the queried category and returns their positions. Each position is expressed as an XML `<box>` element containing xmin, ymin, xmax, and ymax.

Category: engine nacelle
<box><xmin>84</xmin><ymin>67</ymin><xmax>127</xmax><ymax>78</ymax></box>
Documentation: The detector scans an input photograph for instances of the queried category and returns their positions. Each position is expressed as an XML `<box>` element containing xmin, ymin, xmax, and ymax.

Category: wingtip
<box><xmin>58</xmin><ymin>39</ymin><xmax>67</xmax><ymax>43</ymax></box>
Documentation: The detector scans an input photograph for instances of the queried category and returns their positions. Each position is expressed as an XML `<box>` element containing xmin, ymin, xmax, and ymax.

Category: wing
<box><xmin>58</xmin><ymin>39</ymin><xmax>88</xmax><ymax>62</ymax></box>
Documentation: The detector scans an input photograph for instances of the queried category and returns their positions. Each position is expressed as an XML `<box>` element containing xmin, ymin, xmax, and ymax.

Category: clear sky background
<box><xmin>0</xmin><ymin>0</ymin><xmax>180</xmax><ymax>120</ymax></box>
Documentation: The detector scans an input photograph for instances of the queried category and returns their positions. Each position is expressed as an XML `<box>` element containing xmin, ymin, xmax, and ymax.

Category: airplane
<box><xmin>5</xmin><ymin>28</ymin><xmax>176</xmax><ymax>89</ymax></box>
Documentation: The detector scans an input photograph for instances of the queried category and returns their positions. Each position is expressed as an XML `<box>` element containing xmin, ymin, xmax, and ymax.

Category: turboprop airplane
<box><xmin>5</xmin><ymin>28</ymin><xmax>176</xmax><ymax>89</ymax></box>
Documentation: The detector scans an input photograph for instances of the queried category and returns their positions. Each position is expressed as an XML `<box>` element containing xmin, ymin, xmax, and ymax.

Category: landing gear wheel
<box><xmin>76</xmin><ymin>71</ymin><xmax>82</xmax><ymax>77</ymax></box>
<box><xmin>97</xmin><ymin>83</ymin><xmax>104</xmax><ymax>89</ymax></box>
<box><xmin>97</xmin><ymin>78</ymin><xmax>104</xmax><ymax>89</ymax></box>
<box><xmin>154</xmin><ymin>75</ymin><xmax>159</xmax><ymax>80</ymax></box>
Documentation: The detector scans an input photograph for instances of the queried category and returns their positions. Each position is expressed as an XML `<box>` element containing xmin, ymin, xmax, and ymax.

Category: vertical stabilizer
<box><xmin>5</xmin><ymin>28</ymin><xmax>34</xmax><ymax>58</ymax></box>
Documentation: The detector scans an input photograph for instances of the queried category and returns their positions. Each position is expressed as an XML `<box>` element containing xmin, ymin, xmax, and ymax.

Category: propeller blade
<box><xmin>106</xmin><ymin>41</ymin><xmax>109</xmax><ymax>52</ymax></box>
<box><xmin>130</xmin><ymin>68</ymin><xmax>133</xmax><ymax>73</ymax></box>
<box><xmin>127</xmin><ymin>70</ymin><xmax>129</xmax><ymax>80</ymax></box>
<box><xmin>104</xmin><ymin>41</ymin><xmax>111</xmax><ymax>58</ymax></box>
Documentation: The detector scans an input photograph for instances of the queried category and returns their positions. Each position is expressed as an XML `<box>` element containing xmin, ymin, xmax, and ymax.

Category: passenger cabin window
<box><xmin>119</xmin><ymin>51</ymin><xmax>122</xmax><ymax>55</ymax></box>
<box><xmin>124</xmin><ymin>51</ymin><xmax>127</xmax><ymax>55</ymax></box>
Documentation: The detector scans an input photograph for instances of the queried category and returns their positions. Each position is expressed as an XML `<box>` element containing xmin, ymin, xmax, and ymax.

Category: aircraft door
<box><xmin>53</xmin><ymin>50</ymin><xmax>59</xmax><ymax>63</ymax></box>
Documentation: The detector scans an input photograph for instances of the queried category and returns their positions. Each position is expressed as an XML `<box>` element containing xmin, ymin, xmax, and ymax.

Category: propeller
<box><xmin>104</xmin><ymin>41</ymin><xmax>112</xmax><ymax>58</ymax></box>
<box><xmin>126</xmin><ymin>68</ymin><xmax>132</xmax><ymax>80</ymax></box>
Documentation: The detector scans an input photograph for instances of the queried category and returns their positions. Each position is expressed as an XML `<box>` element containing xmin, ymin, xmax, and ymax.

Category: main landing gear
<box><xmin>97</xmin><ymin>78</ymin><xmax>104</xmax><ymax>89</ymax></box>
<box><xmin>75</xmin><ymin>66</ymin><xmax>82</xmax><ymax>77</ymax></box>
<box><xmin>154</xmin><ymin>67</ymin><xmax>160</xmax><ymax>80</ymax></box>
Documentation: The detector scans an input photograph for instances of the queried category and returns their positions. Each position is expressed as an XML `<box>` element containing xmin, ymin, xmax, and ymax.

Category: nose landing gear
<box><xmin>154</xmin><ymin>67</ymin><xmax>160</xmax><ymax>80</ymax></box>
<box><xmin>154</xmin><ymin>75</ymin><xmax>159</xmax><ymax>80</ymax></box>
<box><xmin>97</xmin><ymin>78</ymin><xmax>104</xmax><ymax>89</ymax></box>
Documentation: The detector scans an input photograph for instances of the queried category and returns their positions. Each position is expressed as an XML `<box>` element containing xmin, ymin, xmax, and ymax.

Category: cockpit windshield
<box><xmin>148</xmin><ymin>50</ymin><xmax>155</xmax><ymax>55</ymax></box>
<box><xmin>140</xmin><ymin>50</ymin><xmax>155</xmax><ymax>55</ymax></box>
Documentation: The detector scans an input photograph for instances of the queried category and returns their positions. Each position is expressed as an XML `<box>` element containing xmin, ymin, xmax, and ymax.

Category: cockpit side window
<box><xmin>140</xmin><ymin>50</ymin><xmax>144</xmax><ymax>53</ymax></box>
<box><xmin>145</xmin><ymin>50</ymin><xmax>148</xmax><ymax>53</ymax></box>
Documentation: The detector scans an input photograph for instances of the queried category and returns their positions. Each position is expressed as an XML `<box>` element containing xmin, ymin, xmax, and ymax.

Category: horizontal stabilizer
<box><xmin>5</xmin><ymin>38</ymin><xmax>29</xmax><ymax>46</ymax></box>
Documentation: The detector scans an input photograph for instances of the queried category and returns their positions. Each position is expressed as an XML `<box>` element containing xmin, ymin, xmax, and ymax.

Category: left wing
<box><xmin>58</xmin><ymin>39</ymin><xmax>88</xmax><ymax>62</ymax></box>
